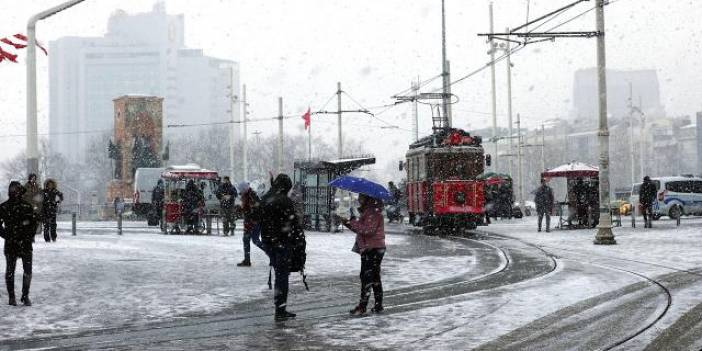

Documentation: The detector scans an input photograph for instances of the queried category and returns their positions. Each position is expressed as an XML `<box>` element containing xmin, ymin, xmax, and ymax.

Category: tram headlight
<box><xmin>454</xmin><ymin>192</ymin><xmax>466</xmax><ymax>204</ymax></box>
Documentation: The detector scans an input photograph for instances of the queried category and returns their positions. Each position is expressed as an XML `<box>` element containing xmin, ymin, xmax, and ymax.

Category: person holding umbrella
<box><xmin>331</xmin><ymin>176</ymin><xmax>390</xmax><ymax>316</ymax></box>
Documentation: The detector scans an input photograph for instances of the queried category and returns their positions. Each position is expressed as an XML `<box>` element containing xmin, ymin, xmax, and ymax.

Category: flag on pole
<box><xmin>0</xmin><ymin>33</ymin><xmax>48</xmax><ymax>63</ymax></box>
<box><xmin>302</xmin><ymin>107</ymin><xmax>311</xmax><ymax>130</ymax></box>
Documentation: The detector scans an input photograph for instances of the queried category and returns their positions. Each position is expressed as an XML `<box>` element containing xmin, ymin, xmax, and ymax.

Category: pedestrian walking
<box><xmin>534</xmin><ymin>178</ymin><xmax>554</xmax><ymax>232</ymax></box>
<box><xmin>640</xmin><ymin>175</ymin><xmax>657</xmax><ymax>228</ymax></box>
<box><xmin>0</xmin><ymin>181</ymin><xmax>39</xmax><ymax>306</ymax></box>
<box><xmin>260</xmin><ymin>174</ymin><xmax>301</xmax><ymax>321</ymax></box>
<box><xmin>237</xmin><ymin>182</ymin><xmax>263</xmax><ymax>267</ymax></box>
<box><xmin>183</xmin><ymin>180</ymin><xmax>204</xmax><ymax>234</ymax></box>
<box><xmin>572</xmin><ymin>178</ymin><xmax>588</xmax><ymax>226</ymax></box>
<box><xmin>216</xmin><ymin>176</ymin><xmax>238</xmax><ymax>236</ymax></box>
<box><xmin>41</xmin><ymin>179</ymin><xmax>63</xmax><ymax>242</ymax></box>
<box><xmin>335</xmin><ymin>193</ymin><xmax>386</xmax><ymax>316</ymax></box>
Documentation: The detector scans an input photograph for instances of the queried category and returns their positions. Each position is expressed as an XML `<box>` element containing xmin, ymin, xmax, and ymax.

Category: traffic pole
<box><xmin>337</xmin><ymin>82</ymin><xmax>343</xmax><ymax>159</ymax></box>
<box><xmin>242</xmin><ymin>84</ymin><xmax>248</xmax><ymax>181</ymax></box>
<box><xmin>505</xmin><ymin>28</ymin><xmax>514</xmax><ymax>178</ymax></box>
<box><xmin>489</xmin><ymin>2</ymin><xmax>499</xmax><ymax>171</ymax></box>
<box><xmin>277</xmin><ymin>97</ymin><xmax>284</xmax><ymax>174</ymax></box>
<box><xmin>71</xmin><ymin>213</ymin><xmax>77</xmax><ymax>236</ymax></box>
<box><xmin>594</xmin><ymin>0</ymin><xmax>616</xmax><ymax>245</ymax></box>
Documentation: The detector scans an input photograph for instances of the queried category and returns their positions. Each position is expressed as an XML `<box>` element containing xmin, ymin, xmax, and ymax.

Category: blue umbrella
<box><xmin>329</xmin><ymin>176</ymin><xmax>393</xmax><ymax>202</ymax></box>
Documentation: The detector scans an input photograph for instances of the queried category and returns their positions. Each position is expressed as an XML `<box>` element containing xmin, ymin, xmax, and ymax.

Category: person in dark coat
<box><xmin>639</xmin><ymin>175</ymin><xmax>657</xmax><ymax>228</ymax></box>
<box><xmin>237</xmin><ymin>182</ymin><xmax>263</xmax><ymax>267</ymax></box>
<box><xmin>182</xmin><ymin>180</ymin><xmax>204</xmax><ymax>234</ymax></box>
<box><xmin>151</xmin><ymin>179</ymin><xmax>165</xmax><ymax>227</ymax></box>
<box><xmin>41</xmin><ymin>179</ymin><xmax>63</xmax><ymax>242</ymax></box>
<box><xmin>0</xmin><ymin>181</ymin><xmax>39</xmax><ymax>306</ymax></box>
<box><xmin>534</xmin><ymin>178</ymin><xmax>555</xmax><ymax>232</ymax></box>
<box><xmin>216</xmin><ymin>176</ymin><xmax>238</xmax><ymax>236</ymax></box>
<box><xmin>587</xmin><ymin>181</ymin><xmax>600</xmax><ymax>228</ymax></box>
<box><xmin>572</xmin><ymin>178</ymin><xmax>589</xmax><ymax>226</ymax></box>
<box><xmin>23</xmin><ymin>174</ymin><xmax>42</xmax><ymax>234</ymax></box>
<box><xmin>260</xmin><ymin>174</ymin><xmax>300</xmax><ymax>321</ymax></box>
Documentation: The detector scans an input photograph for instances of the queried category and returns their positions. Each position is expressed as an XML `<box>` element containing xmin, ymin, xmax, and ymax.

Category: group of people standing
<box><xmin>0</xmin><ymin>174</ymin><xmax>64</xmax><ymax>307</ymax></box>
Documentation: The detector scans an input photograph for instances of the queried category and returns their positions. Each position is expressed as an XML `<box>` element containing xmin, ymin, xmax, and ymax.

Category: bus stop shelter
<box><xmin>293</xmin><ymin>157</ymin><xmax>375</xmax><ymax>232</ymax></box>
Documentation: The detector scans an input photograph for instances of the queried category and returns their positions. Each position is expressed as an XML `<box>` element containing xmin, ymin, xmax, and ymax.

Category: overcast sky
<box><xmin>1</xmin><ymin>0</ymin><xmax>701</xmax><ymax>175</ymax></box>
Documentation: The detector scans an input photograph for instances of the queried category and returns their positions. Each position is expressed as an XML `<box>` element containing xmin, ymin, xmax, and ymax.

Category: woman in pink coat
<box><xmin>335</xmin><ymin>193</ymin><xmax>386</xmax><ymax>316</ymax></box>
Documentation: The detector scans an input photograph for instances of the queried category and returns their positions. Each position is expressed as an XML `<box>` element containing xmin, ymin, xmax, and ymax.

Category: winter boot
<box><xmin>20</xmin><ymin>295</ymin><xmax>31</xmax><ymax>306</ymax></box>
<box><xmin>237</xmin><ymin>259</ymin><xmax>251</xmax><ymax>267</ymax></box>
<box><xmin>371</xmin><ymin>304</ymin><xmax>384</xmax><ymax>313</ymax></box>
<box><xmin>274</xmin><ymin>308</ymin><xmax>296</xmax><ymax>321</ymax></box>
<box><xmin>349</xmin><ymin>305</ymin><xmax>367</xmax><ymax>316</ymax></box>
<box><xmin>8</xmin><ymin>294</ymin><xmax>16</xmax><ymax>306</ymax></box>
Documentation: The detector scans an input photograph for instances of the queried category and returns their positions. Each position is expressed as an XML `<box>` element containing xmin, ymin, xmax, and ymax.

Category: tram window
<box><xmin>419</xmin><ymin>157</ymin><xmax>426</xmax><ymax>180</ymax></box>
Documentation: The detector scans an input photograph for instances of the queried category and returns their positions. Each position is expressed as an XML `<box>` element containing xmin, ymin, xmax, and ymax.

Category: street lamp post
<box><xmin>594</xmin><ymin>0</ymin><xmax>616</xmax><ymax>245</ymax></box>
<box><xmin>27</xmin><ymin>0</ymin><xmax>87</xmax><ymax>175</ymax></box>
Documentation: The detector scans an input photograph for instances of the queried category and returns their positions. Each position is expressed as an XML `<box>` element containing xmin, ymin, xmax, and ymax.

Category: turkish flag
<box><xmin>302</xmin><ymin>107</ymin><xmax>311</xmax><ymax>130</ymax></box>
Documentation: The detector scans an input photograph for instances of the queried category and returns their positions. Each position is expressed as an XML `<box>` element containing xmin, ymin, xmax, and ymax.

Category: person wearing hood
<box><xmin>41</xmin><ymin>179</ymin><xmax>63</xmax><ymax>242</ymax></box>
<box><xmin>237</xmin><ymin>181</ymin><xmax>263</xmax><ymax>266</ymax></box>
<box><xmin>260</xmin><ymin>174</ymin><xmax>301</xmax><ymax>321</ymax></box>
<box><xmin>640</xmin><ymin>175</ymin><xmax>657</xmax><ymax>228</ymax></box>
<box><xmin>335</xmin><ymin>193</ymin><xmax>386</xmax><ymax>316</ymax></box>
<box><xmin>0</xmin><ymin>181</ymin><xmax>39</xmax><ymax>306</ymax></box>
<box><xmin>216</xmin><ymin>176</ymin><xmax>238</xmax><ymax>236</ymax></box>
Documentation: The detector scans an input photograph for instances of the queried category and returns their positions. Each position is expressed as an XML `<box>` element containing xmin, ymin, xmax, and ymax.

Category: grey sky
<box><xmin>1</xmin><ymin>0</ymin><xmax>701</xmax><ymax>173</ymax></box>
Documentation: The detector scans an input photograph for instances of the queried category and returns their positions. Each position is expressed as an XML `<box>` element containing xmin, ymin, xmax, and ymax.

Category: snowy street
<box><xmin>0</xmin><ymin>218</ymin><xmax>700</xmax><ymax>350</ymax></box>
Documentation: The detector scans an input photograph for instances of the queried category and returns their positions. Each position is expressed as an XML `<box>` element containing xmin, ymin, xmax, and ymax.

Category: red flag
<box><xmin>302</xmin><ymin>107</ymin><xmax>311</xmax><ymax>130</ymax></box>
<box><xmin>0</xmin><ymin>47</ymin><xmax>18</xmax><ymax>63</ymax></box>
<box><xmin>13</xmin><ymin>33</ymin><xmax>48</xmax><ymax>55</ymax></box>
<box><xmin>0</xmin><ymin>33</ymin><xmax>48</xmax><ymax>63</ymax></box>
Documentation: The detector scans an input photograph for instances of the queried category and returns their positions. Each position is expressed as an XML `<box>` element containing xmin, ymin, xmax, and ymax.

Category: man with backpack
<box><xmin>260</xmin><ymin>174</ymin><xmax>306</xmax><ymax>322</ymax></box>
<box><xmin>216</xmin><ymin>177</ymin><xmax>238</xmax><ymax>236</ymax></box>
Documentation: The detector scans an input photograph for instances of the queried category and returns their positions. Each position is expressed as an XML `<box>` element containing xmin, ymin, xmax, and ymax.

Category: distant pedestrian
<box><xmin>151</xmin><ymin>179</ymin><xmax>165</xmax><ymax>227</ymax></box>
<box><xmin>41</xmin><ymin>179</ymin><xmax>63</xmax><ymax>242</ymax></box>
<box><xmin>260</xmin><ymin>174</ymin><xmax>301</xmax><ymax>321</ymax></box>
<box><xmin>335</xmin><ymin>193</ymin><xmax>386</xmax><ymax>316</ymax></box>
<box><xmin>640</xmin><ymin>176</ymin><xmax>657</xmax><ymax>228</ymax></box>
<box><xmin>237</xmin><ymin>182</ymin><xmax>263</xmax><ymax>267</ymax></box>
<box><xmin>216</xmin><ymin>176</ymin><xmax>238</xmax><ymax>236</ymax></box>
<box><xmin>534</xmin><ymin>178</ymin><xmax>554</xmax><ymax>232</ymax></box>
<box><xmin>23</xmin><ymin>173</ymin><xmax>42</xmax><ymax>234</ymax></box>
<box><xmin>113</xmin><ymin>197</ymin><xmax>124</xmax><ymax>217</ymax></box>
<box><xmin>183</xmin><ymin>180</ymin><xmax>204</xmax><ymax>234</ymax></box>
<box><xmin>0</xmin><ymin>181</ymin><xmax>39</xmax><ymax>306</ymax></box>
<box><xmin>572</xmin><ymin>178</ymin><xmax>588</xmax><ymax>226</ymax></box>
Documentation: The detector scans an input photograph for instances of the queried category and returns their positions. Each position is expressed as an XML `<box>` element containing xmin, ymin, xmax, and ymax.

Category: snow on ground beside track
<box><xmin>485</xmin><ymin>216</ymin><xmax>702</xmax><ymax>271</ymax></box>
<box><xmin>0</xmin><ymin>223</ymin><xmax>473</xmax><ymax>339</ymax></box>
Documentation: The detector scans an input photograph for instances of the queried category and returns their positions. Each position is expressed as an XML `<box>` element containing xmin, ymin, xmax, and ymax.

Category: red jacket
<box><xmin>347</xmin><ymin>201</ymin><xmax>385</xmax><ymax>252</ymax></box>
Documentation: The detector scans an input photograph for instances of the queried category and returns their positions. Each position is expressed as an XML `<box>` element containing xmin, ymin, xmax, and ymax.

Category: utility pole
<box><xmin>441</xmin><ymin>0</ymin><xmax>452</xmax><ymax>127</ymax></box>
<box><xmin>628</xmin><ymin>82</ymin><xmax>635</xmax><ymax>185</ymax></box>
<box><xmin>337</xmin><ymin>82</ymin><xmax>343</xmax><ymax>159</ymax></box>
<box><xmin>505</xmin><ymin>28</ymin><xmax>514</xmax><ymax>178</ymax></box>
<box><xmin>27</xmin><ymin>0</ymin><xmax>86</xmax><ymax>175</ymax></box>
<box><xmin>541</xmin><ymin>123</ymin><xmax>546</xmax><ymax>172</ymax></box>
<box><xmin>277</xmin><ymin>97</ymin><xmax>284</xmax><ymax>174</ymax></box>
<box><xmin>594</xmin><ymin>0</ymin><xmax>616</xmax><ymax>245</ymax></box>
<box><xmin>489</xmin><ymin>2</ymin><xmax>498</xmax><ymax>171</ymax></box>
<box><xmin>412</xmin><ymin>78</ymin><xmax>419</xmax><ymax>141</ymax></box>
<box><xmin>516</xmin><ymin>113</ymin><xmax>525</xmax><ymax>214</ymax></box>
<box><xmin>242</xmin><ymin>84</ymin><xmax>249</xmax><ymax>181</ymax></box>
<box><xmin>228</xmin><ymin>67</ymin><xmax>236</xmax><ymax>180</ymax></box>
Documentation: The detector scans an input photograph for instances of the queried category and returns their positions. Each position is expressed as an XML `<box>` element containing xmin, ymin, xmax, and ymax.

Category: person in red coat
<box><xmin>335</xmin><ymin>193</ymin><xmax>386</xmax><ymax>316</ymax></box>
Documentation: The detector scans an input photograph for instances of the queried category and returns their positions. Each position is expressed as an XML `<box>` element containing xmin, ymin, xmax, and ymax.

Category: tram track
<box><xmin>477</xmin><ymin>230</ymin><xmax>677</xmax><ymax>351</ymax></box>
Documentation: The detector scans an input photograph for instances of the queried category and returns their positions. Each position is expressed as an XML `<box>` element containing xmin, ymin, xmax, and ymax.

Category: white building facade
<box><xmin>49</xmin><ymin>3</ymin><xmax>240</xmax><ymax>163</ymax></box>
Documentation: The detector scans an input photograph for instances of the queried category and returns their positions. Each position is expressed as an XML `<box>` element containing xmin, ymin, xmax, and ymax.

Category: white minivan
<box><xmin>133</xmin><ymin>167</ymin><xmax>166</xmax><ymax>217</ymax></box>
<box><xmin>631</xmin><ymin>176</ymin><xmax>702</xmax><ymax>219</ymax></box>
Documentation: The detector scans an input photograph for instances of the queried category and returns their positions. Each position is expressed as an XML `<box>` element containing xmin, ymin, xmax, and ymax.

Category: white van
<box><xmin>133</xmin><ymin>167</ymin><xmax>166</xmax><ymax>217</ymax></box>
<box><xmin>631</xmin><ymin>176</ymin><xmax>702</xmax><ymax>219</ymax></box>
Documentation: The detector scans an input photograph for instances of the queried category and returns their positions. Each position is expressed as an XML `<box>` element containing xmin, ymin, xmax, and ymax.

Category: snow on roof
<box><xmin>542</xmin><ymin>161</ymin><xmax>599</xmax><ymax>178</ymax></box>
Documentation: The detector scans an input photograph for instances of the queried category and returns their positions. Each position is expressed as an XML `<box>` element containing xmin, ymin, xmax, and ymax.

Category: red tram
<box><xmin>404</xmin><ymin>128</ymin><xmax>488</xmax><ymax>234</ymax></box>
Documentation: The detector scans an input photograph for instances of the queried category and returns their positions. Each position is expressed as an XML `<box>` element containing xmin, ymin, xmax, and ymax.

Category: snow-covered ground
<box><xmin>0</xmin><ymin>222</ymin><xmax>473</xmax><ymax>340</ymax></box>
<box><xmin>312</xmin><ymin>216</ymin><xmax>702</xmax><ymax>350</ymax></box>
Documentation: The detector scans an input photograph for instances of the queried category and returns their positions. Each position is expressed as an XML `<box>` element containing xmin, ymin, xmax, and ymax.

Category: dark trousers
<box><xmin>537</xmin><ymin>209</ymin><xmax>550</xmax><ymax>231</ymax></box>
<box><xmin>222</xmin><ymin>209</ymin><xmax>236</xmax><ymax>235</ymax></box>
<box><xmin>642</xmin><ymin>203</ymin><xmax>653</xmax><ymax>227</ymax></box>
<box><xmin>359</xmin><ymin>248</ymin><xmax>385</xmax><ymax>308</ymax></box>
<box><xmin>242</xmin><ymin>224</ymin><xmax>262</xmax><ymax>261</ymax></box>
<box><xmin>271</xmin><ymin>246</ymin><xmax>290</xmax><ymax>312</ymax></box>
<box><xmin>43</xmin><ymin>213</ymin><xmax>57</xmax><ymax>242</ymax></box>
<box><xmin>6</xmin><ymin>251</ymin><xmax>32</xmax><ymax>299</ymax></box>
